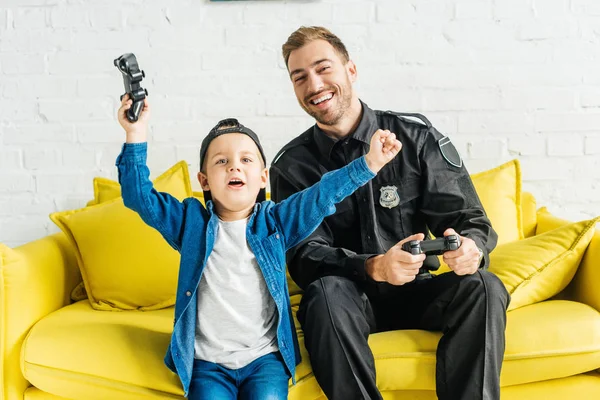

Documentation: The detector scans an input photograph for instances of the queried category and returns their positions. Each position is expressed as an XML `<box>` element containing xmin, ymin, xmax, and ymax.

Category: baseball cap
<box><xmin>199</xmin><ymin>118</ymin><xmax>267</xmax><ymax>203</ymax></box>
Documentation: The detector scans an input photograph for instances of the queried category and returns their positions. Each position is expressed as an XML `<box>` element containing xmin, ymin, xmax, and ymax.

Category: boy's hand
<box><xmin>365</xmin><ymin>129</ymin><xmax>402</xmax><ymax>173</ymax></box>
<box><xmin>118</xmin><ymin>94</ymin><xmax>150</xmax><ymax>143</ymax></box>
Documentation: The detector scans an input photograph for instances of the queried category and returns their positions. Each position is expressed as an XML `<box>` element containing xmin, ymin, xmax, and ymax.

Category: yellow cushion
<box><xmin>50</xmin><ymin>162</ymin><xmax>193</xmax><ymax>311</ymax></box>
<box><xmin>471</xmin><ymin>159</ymin><xmax>523</xmax><ymax>245</ymax></box>
<box><xmin>192</xmin><ymin>191</ymin><xmax>205</xmax><ymax>205</ymax></box>
<box><xmin>85</xmin><ymin>177</ymin><xmax>121</xmax><ymax>206</ymax></box>
<box><xmin>293</xmin><ymin>297</ymin><xmax>600</xmax><ymax>398</ymax></box>
<box><xmin>488</xmin><ymin>217</ymin><xmax>599</xmax><ymax>311</ymax></box>
<box><xmin>22</xmin><ymin>299</ymin><xmax>600</xmax><ymax>399</ymax></box>
<box><xmin>22</xmin><ymin>301</ymin><xmax>182</xmax><ymax>399</ymax></box>
<box><xmin>87</xmin><ymin>161</ymin><xmax>192</xmax><ymax>206</ymax></box>
<box><xmin>521</xmin><ymin>192</ymin><xmax>537</xmax><ymax>238</ymax></box>
<box><xmin>535</xmin><ymin>206</ymin><xmax>571</xmax><ymax>233</ymax></box>
<box><xmin>370</xmin><ymin>302</ymin><xmax>600</xmax><ymax>391</ymax></box>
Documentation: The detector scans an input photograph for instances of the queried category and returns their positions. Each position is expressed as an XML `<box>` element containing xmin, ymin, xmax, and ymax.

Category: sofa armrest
<box><xmin>536</xmin><ymin>210</ymin><xmax>600</xmax><ymax>312</ymax></box>
<box><xmin>0</xmin><ymin>233</ymin><xmax>81</xmax><ymax>400</ymax></box>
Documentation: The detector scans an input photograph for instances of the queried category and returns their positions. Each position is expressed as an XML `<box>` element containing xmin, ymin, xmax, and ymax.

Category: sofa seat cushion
<box><xmin>371</xmin><ymin>301</ymin><xmax>600</xmax><ymax>391</ymax></box>
<box><xmin>291</xmin><ymin>299</ymin><xmax>600</xmax><ymax>394</ymax></box>
<box><xmin>23</xmin><ymin>300</ymin><xmax>600</xmax><ymax>399</ymax></box>
<box><xmin>22</xmin><ymin>301</ymin><xmax>183</xmax><ymax>400</ymax></box>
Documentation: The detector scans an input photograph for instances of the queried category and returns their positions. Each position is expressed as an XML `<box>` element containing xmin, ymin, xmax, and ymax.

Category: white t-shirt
<box><xmin>194</xmin><ymin>217</ymin><xmax>279</xmax><ymax>369</ymax></box>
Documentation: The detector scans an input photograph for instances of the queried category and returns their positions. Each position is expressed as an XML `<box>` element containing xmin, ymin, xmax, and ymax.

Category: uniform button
<box><xmin>185</xmin><ymin>290</ymin><xmax>192</xmax><ymax>297</ymax></box>
<box><xmin>366</xmin><ymin>235</ymin><xmax>371</xmax><ymax>240</ymax></box>
<box><xmin>363</xmin><ymin>197</ymin><xmax>367</xmax><ymax>203</ymax></box>
<box><xmin>275</xmin><ymin>234</ymin><xmax>280</xmax><ymax>239</ymax></box>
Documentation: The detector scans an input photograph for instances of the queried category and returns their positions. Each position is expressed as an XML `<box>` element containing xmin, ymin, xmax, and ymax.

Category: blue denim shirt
<box><xmin>116</xmin><ymin>142</ymin><xmax>376</xmax><ymax>396</ymax></box>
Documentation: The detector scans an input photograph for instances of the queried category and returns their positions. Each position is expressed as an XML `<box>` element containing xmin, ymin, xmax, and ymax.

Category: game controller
<box><xmin>114</xmin><ymin>53</ymin><xmax>148</xmax><ymax>123</ymax></box>
<box><xmin>402</xmin><ymin>234</ymin><xmax>461</xmax><ymax>281</ymax></box>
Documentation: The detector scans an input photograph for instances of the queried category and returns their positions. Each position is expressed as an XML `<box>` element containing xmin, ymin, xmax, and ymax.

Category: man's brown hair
<box><xmin>282</xmin><ymin>26</ymin><xmax>350</xmax><ymax>68</ymax></box>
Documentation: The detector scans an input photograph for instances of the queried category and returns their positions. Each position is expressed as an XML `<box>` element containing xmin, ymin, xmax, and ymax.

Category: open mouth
<box><xmin>310</xmin><ymin>92</ymin><xmax>334</xmax><ymax>108</ymax></box>
<box><xmin>228</xmin><ymin>178</ymin><xmax>245</xmax><ymax>188</ymax></box>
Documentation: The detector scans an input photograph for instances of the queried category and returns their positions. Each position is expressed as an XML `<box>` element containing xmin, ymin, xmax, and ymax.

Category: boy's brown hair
<box><xmin>282</xmin><ymin>26</ymin><xmax>350</xmax><ymax>68</ymax></box>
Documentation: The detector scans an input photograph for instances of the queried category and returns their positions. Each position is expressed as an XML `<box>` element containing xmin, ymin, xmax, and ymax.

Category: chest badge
<box><xmin>379</xmin><ymin>185</ymin><xmax>400</xmax><ymax>209</ymax></box>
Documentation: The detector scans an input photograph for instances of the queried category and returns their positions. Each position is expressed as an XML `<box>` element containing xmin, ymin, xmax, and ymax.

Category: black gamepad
<box><xmin>402</xmin><ymin>234</ymin><xmax>461</xmax><ymax>281</ymax></box>
<box><xmin>114</xmin><ymin>53</ymin><xmax>147</xmax><ymax>123</ymax></box>
<box><xmin>402</xmin><ymin>234</ymin><xmax>461</xmax><ymax>256</ymax></box>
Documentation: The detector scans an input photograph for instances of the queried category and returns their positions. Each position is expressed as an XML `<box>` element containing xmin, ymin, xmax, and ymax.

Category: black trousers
<box><xmin>296</xmin><ymin>271</ymin><xmax>510</xmax><ymax>400</ymax></box>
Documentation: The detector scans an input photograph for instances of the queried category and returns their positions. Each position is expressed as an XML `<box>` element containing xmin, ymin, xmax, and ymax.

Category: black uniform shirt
<box><xmin>270</xmin><ymin>101</ymin><xmax>497</xmax><ymax>290</ymax></box>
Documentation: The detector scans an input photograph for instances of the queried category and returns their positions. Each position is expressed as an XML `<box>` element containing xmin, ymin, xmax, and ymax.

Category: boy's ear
<box><xmin>260</xmin><ymin>167</ymin><xmax>268</xmax><ymax>189</ymax></box>
<box><xmin>197</xmin><ymin>172</ymin><xmax>210</xmax><ymax>191</ymax></box>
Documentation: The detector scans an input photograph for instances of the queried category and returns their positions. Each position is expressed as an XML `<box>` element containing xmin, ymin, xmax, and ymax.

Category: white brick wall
<box><xmin>1</xmin><ymin>0</ymin><xmax>599</xmax><ymax>247</ymax></box>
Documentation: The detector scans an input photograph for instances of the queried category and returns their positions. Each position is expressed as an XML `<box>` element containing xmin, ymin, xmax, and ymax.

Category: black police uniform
<box><xmin>270</xmin><ymin>101</ymin><xmax>510</xmax><ymax>400</ymax></box>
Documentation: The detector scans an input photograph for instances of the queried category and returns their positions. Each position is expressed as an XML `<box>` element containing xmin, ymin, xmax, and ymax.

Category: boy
<box><xmin>116</xmin><ymin>95</ymin><xmax>402</xmax><ymax>399</ymax></box>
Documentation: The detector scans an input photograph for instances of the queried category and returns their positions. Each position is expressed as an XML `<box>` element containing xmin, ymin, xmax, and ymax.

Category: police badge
<box><xmin>379</xmin><ymin>185</ymin><xmax>400</xmax><ymax>209</ymax></box>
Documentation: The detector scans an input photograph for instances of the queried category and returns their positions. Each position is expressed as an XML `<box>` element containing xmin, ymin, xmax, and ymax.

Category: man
<box><xmin>270</xmin><ymin>26</ymin><xmax>510</xmax><ymax>400</ymax></box>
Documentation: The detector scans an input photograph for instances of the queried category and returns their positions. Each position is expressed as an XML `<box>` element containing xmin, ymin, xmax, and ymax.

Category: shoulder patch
<box><xmin>384</xmin><ymin>111</ymin><xmax>432</xmax><ymax>129</ymax></box>
<box><xmin>438</xmin><ymin>136</ymin><xmax>462</xmax><ymax>168</ymax></box>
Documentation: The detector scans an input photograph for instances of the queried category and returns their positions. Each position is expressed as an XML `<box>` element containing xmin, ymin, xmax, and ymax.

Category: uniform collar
<box><xmin>312</xmin><ymin>100</ymin><xmax>378</xmax><ymax>160</ymax></box>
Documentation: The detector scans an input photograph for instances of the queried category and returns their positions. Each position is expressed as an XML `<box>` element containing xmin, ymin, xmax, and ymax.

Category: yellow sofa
<box><xmin>2</xmin><ymin>181</ymin><xmax>600</xmax><ymax>399</ymax></box>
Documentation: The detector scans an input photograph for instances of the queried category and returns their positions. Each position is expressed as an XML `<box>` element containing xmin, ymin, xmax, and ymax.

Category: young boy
<box><xmin>116</xmin><ymin>95</ymin><xmax>402</xmax><ymax>400</ymax></box>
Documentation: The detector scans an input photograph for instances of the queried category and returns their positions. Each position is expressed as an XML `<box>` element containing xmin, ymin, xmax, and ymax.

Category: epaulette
<box><xmin>383</xmin><ymin>111</ymin><xmax>432</xmax><ymax>129</ymax></box>
<box><xmin>272</xmin><ymin>130</ymin><xmax>313</xmax><ymax>165</ymax></box>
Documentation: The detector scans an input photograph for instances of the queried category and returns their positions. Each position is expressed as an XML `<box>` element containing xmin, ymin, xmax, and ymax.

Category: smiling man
<box><xmin>270</xmin><ymin>26</ymin><xmax>510</xmax><ymax>400</ymax></box>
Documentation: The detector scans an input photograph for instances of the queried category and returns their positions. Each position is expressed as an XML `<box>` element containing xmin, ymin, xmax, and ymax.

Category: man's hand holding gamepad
<box><xmin>365</xmin><ymin>129</ymin><xmax>402</xmax><ymax>173</ymax></box>
<box><xmin>442</xmin><ymin>228</ymin><xmax>482</xmax><ymax>276</ymax></box>
<box><xmin>366</xmin><ymin>233</ymin><xmax>427</xmax><ymax>285</ymax></box>
<box><xmin>118</xmin><ymin>94</ymin><xmax>150</xmax><ymax>143</ymax></box>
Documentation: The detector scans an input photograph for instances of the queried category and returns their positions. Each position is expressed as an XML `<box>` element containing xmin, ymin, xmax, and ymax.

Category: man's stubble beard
<box><xmin>301</xmin><ymin>80</ymin><xmax>353</xmax><ymax>127</ymax></box>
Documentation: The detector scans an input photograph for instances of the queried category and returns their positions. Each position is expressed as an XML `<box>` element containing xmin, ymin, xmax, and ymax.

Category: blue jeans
<box><xmin>188</xmin><ymin>352</ymin><xmax>290</xmax><ymax>400</ymax></box>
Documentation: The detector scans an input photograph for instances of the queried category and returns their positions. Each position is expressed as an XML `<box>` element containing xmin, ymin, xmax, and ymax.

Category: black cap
<box><xmin>199</xmin><ymin>118</ymin><xmax>267</xmax><ymax>203</ymax></box>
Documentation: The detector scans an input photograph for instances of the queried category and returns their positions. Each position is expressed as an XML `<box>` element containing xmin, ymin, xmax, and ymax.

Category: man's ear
<box><xmin>198</xmin><ymin>172</ymin><xmax>210</xmax><ymax>191</ymax></box>
<box><xmin>347</xmin><ymin>60</ymin><xmax>357</xmax><ymax>83</ymax></box>
<box><xmin>260</xmin><ymin>168</ymin><xmax>269</xmax><ymax>189</ymax></box>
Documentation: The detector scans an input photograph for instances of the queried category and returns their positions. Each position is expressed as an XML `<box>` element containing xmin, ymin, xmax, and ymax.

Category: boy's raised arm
<box><xmin>272</xmin><ymin>129</ymin><xmax>402</xmax><ymax>250</ymax></box>
<box><xmin>116</xmin><ymin>95</ymin><xmax>187</xmax><ymax>251</ymax></box>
